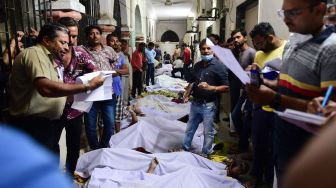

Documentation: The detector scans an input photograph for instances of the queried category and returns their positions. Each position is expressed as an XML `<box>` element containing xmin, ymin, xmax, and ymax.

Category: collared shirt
<box><xmin>145</xmin><ymin>48</ymin><xmax>156</xmax><ymax>64</ymax></box>
<box><xmin>275</xmin><ymin>25</ymin><xmax>336</xmax><ymax>162</ymax></box>
<box><xmin>55</xmin><ymin>46</ymin><xmax>96</xmax><ymax>120</ymax></box>
<box><xmin>83</xmin><ymin>44</ymin><xmax>118</xmax><ymax>71</ymax></box>
<box><xmin>189</xmin><ymin>57</ymin><xmax>229</xmax><ymax>102</ymax></box>
<box><xmin>9</xmin><ymin>44</ymin><xmax>66</xmax><ymax>119</ymax></box>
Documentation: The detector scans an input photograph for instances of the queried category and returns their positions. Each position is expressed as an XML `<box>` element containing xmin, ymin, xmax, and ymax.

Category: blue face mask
<box><xmin>201</xmin><ymin>54</ymin><xmax>214</xmax><ymax>62</ymax></box>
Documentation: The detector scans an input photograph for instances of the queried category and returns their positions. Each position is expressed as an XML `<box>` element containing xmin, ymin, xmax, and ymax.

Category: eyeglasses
<box><xmin>277</xmin><ymin>3</ymin><xmax>319</xmax><ymax>19</ymax></box>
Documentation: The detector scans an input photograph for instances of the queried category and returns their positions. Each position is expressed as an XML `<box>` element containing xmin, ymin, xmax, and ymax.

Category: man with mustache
<box><xmin>8</xmin><ymin>23</ymin><xmax>104</xmax><ymax>152</ymax></box>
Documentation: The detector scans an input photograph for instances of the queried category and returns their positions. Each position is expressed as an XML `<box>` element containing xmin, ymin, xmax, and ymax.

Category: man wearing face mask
<box><xmin>182</xmin><ymin>39</ymin><xmax>229</xmax><ymax>157</ymax></box>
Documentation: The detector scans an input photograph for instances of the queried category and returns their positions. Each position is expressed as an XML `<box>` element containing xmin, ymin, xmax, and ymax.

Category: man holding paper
<box><xmin>8</xmin><ymin>23</ymin><xmax>104</xmax><ymax>153</ymax></box>
<box><xmin>246</xmin><ymin>0</ymin><xmax>336</xmax><ymax>185</ymax></box>
<box><xmin>247</xmin><ymin>22</ymin><xmax>286</xmax><ymax>187</ymax></box>
<box><xmin>182</xmin><ymin>39</ymin><xmax>229</xmax><ymax>157</ymax></box>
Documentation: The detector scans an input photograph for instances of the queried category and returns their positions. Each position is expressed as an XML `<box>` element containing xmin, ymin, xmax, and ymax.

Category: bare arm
<box><xmin>116</xmin><ymin>63</ymin><xmax>129</xmax><ymax>75</ymax></box>
<box><xmin>34</xmin><ymin>75</ymin><xmax>105</xmax><ymax>97</ymax></box>
<box><xmin>198</xmin><ymin>82</ymin><xmax>229</xmax><ymax>93</ymax></box>
<box><xmin>246</xmin><ymin>84</ymin><xmax>309</xmax><ymax>111</ymax></box>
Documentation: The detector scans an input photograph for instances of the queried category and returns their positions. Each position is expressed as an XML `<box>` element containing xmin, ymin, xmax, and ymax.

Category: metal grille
<box><xmin>78</xmin><ymin>0</ymin><xmax>100</xmax><ymax>45</ymax></box>
<box><xmin>0</xmin><ymin>0</ymin><xmax>52</xmax><ymax>121</ymax></box>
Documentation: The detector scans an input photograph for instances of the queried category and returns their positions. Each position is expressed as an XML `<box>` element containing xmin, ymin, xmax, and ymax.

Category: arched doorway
<box><xmin>135</xmin><ymin>5</ymin><xmax>142</xmax><ymax>34</ymax></box>
<box><xmin>161</xmin><ymin>30</ymin><xmax>179</xmax><ymax>42</ymax></box>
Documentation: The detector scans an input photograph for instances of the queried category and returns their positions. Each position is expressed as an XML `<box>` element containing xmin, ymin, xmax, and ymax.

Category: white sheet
<box><xmin>109</xmin><ymin>116</ymin><xmax>203</xmax><ymax>153</ymax></box>
<box><xmin>135</xmin><ymin>95</ymin><xmax>190</xmax><ymax>120</ymax></box>
<box><xmin>146</xmin><ymin>74</ymin><xmax>188</xmax><ymax>93</ymax></box>
<box><xmin>155</xmin><ymin>64</ymin><xmax>173</xmax><ymax>76</ymax></box>
<box><xmin>75</xmin><ymin>148</ymin><xmax>243</xmax><ymax>188</ymax></box>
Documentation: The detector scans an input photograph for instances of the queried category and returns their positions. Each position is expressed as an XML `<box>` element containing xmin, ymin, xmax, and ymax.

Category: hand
<box><xmin>307</xmin><ymin>97</ymin><xmax>336</xmax><ymax>117</ymax></box>
<box><xmin>29</xmin><ymin>27</ymin><xmax>39</xmax><ymax>38</ymax></box>
<box><xmin>307</xmin><ymin>97</ymin><xmax>324</xmax><ymax>114</ymax></box>
<box><xmin>245</xmin><ymin>63</ymin><xmax>261</xmax><ymax>72</ymax></box>
<box><xmin>246</xmin><ymin>83</ymin><xmax>276</xmax><ymax>105</ymax></box>
<box><xmin>88</xmin><ymin>75</ymin><xmax>105</xmax><ymax>90</ymax></box>
<box><xmin>198</xmin><ymin>82</ymin><xmax>211</xmax><ymax>90</ymax></box>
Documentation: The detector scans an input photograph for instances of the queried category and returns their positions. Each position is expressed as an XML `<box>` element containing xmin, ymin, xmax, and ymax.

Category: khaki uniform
<box><xmin>9</xmin><ymin>44</ymin><xmax>66</xmax><ymax>119</ymax></box>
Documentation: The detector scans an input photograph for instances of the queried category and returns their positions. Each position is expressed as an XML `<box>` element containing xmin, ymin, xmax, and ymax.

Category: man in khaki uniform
<box><xmin>8</xmin><ymin>23</ymin><xmax>104</xmax><ymax>152</ymax></box>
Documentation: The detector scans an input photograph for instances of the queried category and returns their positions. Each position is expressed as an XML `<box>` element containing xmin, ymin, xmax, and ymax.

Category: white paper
<box><xmin>275</xmin><ymin>109</ymin><xmax>326</xmax><ymax>134</ymax></box>
<box><xmin>206</xmin><ymin>38</ymin><xmax>251</xmax><ymax>84</ymax></box>
<box><xmin>71</xmin><ymin>101</ymin><xmax>93</xmax><ymax>112</ymax></box>
<box><xmin>74</xmin><ymin>71</ymin><xmax>115</xmax><ymax>102</ymax></box>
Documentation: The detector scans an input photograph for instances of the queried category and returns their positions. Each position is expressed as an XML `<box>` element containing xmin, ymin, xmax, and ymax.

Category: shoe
<box><xmin>199</xmin><ymin>153</ymin><xmax>209</xmax><ymax>158</ymax></box>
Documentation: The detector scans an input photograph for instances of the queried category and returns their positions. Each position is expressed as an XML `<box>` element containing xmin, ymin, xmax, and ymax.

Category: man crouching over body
<box><xmin>182</xmin><ymin>39</ymin><xmax>229</xmax><ymax>157</ymax></box>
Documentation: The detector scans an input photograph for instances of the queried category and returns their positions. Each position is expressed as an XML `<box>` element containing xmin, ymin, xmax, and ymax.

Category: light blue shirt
<box><xmin>145</xmin><ymin>48</ymin><xmax>156</xmax><ymax>64</ymax></box>
<box><xmin>0</xmin><ymin>126</ymin><xmax>73</xmax><ymax>188</ymax></box>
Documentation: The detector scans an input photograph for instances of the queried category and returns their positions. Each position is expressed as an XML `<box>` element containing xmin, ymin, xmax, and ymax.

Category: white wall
<box><xmin>156</xmin><ymin>20</ymin><xmax>187</xmax><ymax>43</ymax></box>
<box><xmin>225</xmin><ymin>0</ymin><xmax>289</xmax><ymax>40</ymax></box>
<box><xmin>258</xmin><ymin>0</ymin><xmax>289</xmax><ymax>40</ymax></box>
<box><xmin>157</xmin><ymin>42</ymin><xmax>179</xmax><ymax>58</ymax></box>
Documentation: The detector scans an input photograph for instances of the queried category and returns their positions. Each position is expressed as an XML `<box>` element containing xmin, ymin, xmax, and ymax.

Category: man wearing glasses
<box><xmin>246</xmin><ymin>0</ymin><xmax>336</xmax><ymax>186</ymax></box>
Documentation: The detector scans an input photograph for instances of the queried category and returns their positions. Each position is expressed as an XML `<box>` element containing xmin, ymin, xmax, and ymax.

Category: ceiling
<box><xmin>149</xmin><ymin>0</ymin><xmax>196</xmax><ymax>20</ymax></box>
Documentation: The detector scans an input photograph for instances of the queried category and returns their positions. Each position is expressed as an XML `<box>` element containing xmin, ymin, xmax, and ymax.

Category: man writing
<box><xmin>246</xmin><ymin>0</ymin><xmax>336</xmax><ymax>185</ymax></box>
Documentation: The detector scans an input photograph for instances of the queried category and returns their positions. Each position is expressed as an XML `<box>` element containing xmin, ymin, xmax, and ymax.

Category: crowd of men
<box><xmin>1</xmin><ymin>0</ymin><xmax>336</xmax><ymax>187</ymax></box>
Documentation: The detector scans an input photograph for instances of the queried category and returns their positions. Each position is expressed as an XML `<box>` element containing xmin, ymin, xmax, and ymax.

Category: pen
<box><xmin>321</xmin><ymin>85</ymin><xmax>334</xmax><ymax>108</ymax></box>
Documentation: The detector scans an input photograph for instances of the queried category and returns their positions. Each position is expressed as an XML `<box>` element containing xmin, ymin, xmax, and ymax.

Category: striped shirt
<box><xmin>279</xmin><ymin>26</ymin><xmax>336</xmax><ymax>100</ymax></box>
<box><xmin>275</xmin><ymin>26</ymin><xmax>336</xmax><ymax>170</ymax></box>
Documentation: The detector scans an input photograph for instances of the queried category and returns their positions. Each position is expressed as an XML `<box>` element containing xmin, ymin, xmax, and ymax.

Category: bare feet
<box><xmin>146</xmin><ymin>157</ymin><xmax>159</xmax><ymax>174</ymax></box>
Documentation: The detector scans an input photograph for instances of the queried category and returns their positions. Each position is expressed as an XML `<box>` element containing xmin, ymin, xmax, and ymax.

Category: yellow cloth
<box><xmin>9</xmin><ymin>44</ymin><xmax>66</xmax><ymax>119</ymax></box>
<box><xmin>254</xmin><ymin>41</ymin><xmax>287</xmax><ymax>112</ymax></box>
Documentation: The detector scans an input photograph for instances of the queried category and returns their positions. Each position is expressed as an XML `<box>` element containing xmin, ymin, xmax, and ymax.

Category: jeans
<box><xmin>53</xmin><ymin>114</ymin><xmax>83</xmax><ymax>174</ymax></box>
<box><xmin>183</xmin><ymin>101</ymin><xmax>216</xmax><ymax>155</ymax></box>
<box><xmin>146</xmin><ymin>63</ymin><xmax>155</xmax><ymax>86</ymax></box>
<box><xmin>84</xmin><ymin>97</ymin><xmax>116</xmax><ymax>150</ymax></box>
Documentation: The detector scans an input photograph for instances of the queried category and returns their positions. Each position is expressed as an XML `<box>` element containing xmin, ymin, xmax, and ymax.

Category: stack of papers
<box><xmin>72</xmin><ymin>71</ymin><xmax>115</xmax><ymax>112</ymax></box>
<box><xmin>275</xmin><ymin>109</ymin><xmax>326</xmax><ymax>134</ymax></box>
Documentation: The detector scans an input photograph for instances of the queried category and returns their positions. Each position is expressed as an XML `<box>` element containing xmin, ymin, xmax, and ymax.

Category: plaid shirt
<box><xmin>83</xmin><ymin>44</ymin><xmax>118</xmax><ymax>71</ymax></box>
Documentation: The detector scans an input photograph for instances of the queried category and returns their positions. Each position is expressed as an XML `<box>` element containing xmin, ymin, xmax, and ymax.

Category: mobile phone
<box><xmin>250</xmin><ymin>70</ymin><xmax>261</xmax><ymax>87</ymax></box>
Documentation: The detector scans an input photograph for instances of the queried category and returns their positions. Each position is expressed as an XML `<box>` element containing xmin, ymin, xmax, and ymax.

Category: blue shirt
<box><xmin>0</xmin><ymin>126</ymin><xmax>72</xmax><ymax>188</ymax></box>
<box><xmin>145</xmin><ymin>48</ymin><xmax>156</xmax><ymax>64</ymax></box>
<box><xmin>113</xmin><ymin>52</ymin><xmax>126</xmax><ymax>96</ymax></box>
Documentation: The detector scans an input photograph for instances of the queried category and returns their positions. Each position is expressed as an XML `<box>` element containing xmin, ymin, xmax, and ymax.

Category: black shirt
<box><xmin>190</xmin><ymin>57</ymin><xmax>229</xmax><ymax>102</ymax></box>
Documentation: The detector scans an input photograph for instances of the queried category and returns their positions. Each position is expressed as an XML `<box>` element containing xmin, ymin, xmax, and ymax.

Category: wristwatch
<box><xmin>270</xmin><ymin>92</ymin><xmax>281</xmax><ymax>109</ymax></box>
<box><xmin>84</xmin><ymin>83</ymin><xmax>91</xmax><ymax>94</ymax></box>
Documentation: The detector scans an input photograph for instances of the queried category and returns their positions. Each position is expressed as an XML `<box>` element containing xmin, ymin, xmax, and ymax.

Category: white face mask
<box><xmin>201</xmin><ymin>54</ymin><xmax>214</xmax><ymax>62</ymax></box>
